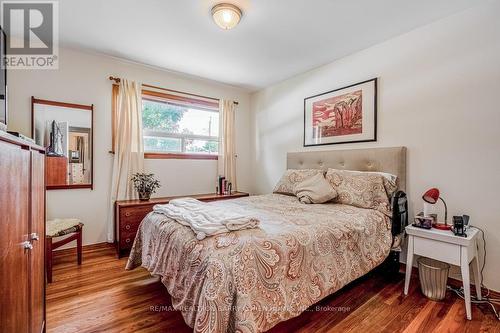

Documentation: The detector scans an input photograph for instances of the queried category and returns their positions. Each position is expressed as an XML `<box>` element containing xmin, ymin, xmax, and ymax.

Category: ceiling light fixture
<box><xmin>211</xmin><ymin>3</ymin><xmax>242</xmax><ymax>30</ymax></box>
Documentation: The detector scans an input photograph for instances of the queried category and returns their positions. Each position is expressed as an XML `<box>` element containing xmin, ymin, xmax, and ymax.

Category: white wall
<box><xmin>250</xmin><ymin>2</ymin><xmax>500</xmax><ymax>291</ymax></box>
<box><xmin>8</xmin><ymin>47</ymin><xmax>252</xmax><ymax>247</ymax></box>
<box><xmin>34</xmin><ymin>104</ymin><xmax>91</xmax><ymax>148</ymax></box>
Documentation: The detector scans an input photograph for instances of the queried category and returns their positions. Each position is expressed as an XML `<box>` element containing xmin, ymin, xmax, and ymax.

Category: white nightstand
<box><xmin>403</xmin><ymin>225</ymin><xmax>481</xmax><ymax>320</ymax></box>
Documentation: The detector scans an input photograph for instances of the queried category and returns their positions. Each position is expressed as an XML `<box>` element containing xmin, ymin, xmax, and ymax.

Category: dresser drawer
<box><xmin>119</xmin><ymin>231</ymin><xmax>137</xmax><ymax>248</ymax></box>
<box><xmin>120</xmin><ymin>220</ymin><xmax>140</xmax><ymax>233</ymax></box>
<box><xmin>413</xmin><ymin>236</ymin><xmax>460</xmax><ymax>266</ymax></box>
<box><xmin>119</xmin><ymin>205</ymin><xmax>153</xmax><ymax>222</ymax></box>
<box><xmin>116</xmin><ymin>205</ymin><xmax>154</xmax><ymax>254</ymax></box>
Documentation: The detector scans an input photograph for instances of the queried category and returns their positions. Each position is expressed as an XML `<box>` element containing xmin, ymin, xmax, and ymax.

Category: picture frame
<box><xmin>303</xmin><ymin>78</ymin><xmax>377</xmax><ymax>146</ymax></box>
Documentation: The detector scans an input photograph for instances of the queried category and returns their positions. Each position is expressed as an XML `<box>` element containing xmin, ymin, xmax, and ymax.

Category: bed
<box><xmin>126</xmin><ymin>147</ymin><xmax>406</xmax><ymax>333</ymax></box>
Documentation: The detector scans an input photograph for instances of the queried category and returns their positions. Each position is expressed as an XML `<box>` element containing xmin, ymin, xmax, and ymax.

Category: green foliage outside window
<box><xmin>144</xmin><ymin>137</ymin><xmax>181</xmax><ymax>152</ymax></box>
<box><xmin>142</xmin><ymin>100</ymin><xmax>187</xmax><ymax>132</ymax></box>
<box><xmin>186</xmin><ymin>140</ymin><xmax>218</xmax><ymax>154</ymax></box>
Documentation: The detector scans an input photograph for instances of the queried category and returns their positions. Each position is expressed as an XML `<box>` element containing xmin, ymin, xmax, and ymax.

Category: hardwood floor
<box><xmin>47</xmin><ymin>243</ymin><xmax>500</xmax><ymax>333</ymax></box>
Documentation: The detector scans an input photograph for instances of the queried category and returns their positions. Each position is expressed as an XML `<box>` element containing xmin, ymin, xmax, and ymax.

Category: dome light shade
<box><xmin>422</xmin><ymin>188</ymin><xmax>440</xmax><ymax>204</ymax></box>
<box><xmin>211</xmin><ymin>3</ymin><xmax>242</xmax><ymax>30</ymax></box>
<box><xmin>422</xmin><ymin>187</ymin><xmax>450</xmax><ymax>230</ymax></box>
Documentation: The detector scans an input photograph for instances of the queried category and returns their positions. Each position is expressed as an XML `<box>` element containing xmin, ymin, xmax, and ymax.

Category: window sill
<box><xmin>144</xmin><ymin>152</ymin><xmax>218</xmax><ymax>160</ymax></box>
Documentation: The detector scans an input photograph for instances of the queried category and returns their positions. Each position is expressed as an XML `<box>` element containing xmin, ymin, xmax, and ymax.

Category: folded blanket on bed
<box><xmin>153</xmin><ymin>198</ymin><xmax>260</xmax><ymax>240</ymax></box>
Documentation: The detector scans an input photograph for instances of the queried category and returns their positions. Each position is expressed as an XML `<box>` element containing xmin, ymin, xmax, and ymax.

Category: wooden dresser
<box><xmin>114</xmin><ymin>191</ymin><xmax>249</xmax><ymax>258</ymax></box>
<box><xmin>0</xmin><ymin>131</ymin><xmax>45</xmax><ymax>333</ymax></box>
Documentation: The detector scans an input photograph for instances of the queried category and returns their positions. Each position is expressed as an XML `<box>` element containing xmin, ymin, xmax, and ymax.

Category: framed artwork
<box><xmin>304</xmin><ymin>78</ymin><xmax>377</xmax><ymax>146</ymax></box>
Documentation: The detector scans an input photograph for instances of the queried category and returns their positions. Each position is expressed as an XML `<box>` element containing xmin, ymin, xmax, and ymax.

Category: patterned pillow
<box><xmin>337</xmin><ymin>169</ymin><xmax>398</xmax><ymax>197</ymax></box>
<box><xmin>325</xmin><ymin>168</ymin><xmax>393</xmax><ymax>214</ymax></box>
<box><xmin>273</xmin><ymin>169</ymin><xmax>325</xmax><ymax>195</ymax></box>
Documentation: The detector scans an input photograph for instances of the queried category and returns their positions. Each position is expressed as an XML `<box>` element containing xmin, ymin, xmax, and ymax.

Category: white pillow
<box><xmin>294</xmin><ymin>173</ymin><xmax>337</xmax><ymax>204</ymax></box>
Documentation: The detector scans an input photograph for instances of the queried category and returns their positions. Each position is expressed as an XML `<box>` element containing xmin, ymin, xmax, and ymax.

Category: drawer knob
<box><xmin>125</xmin><ymin>212</ymin><xmax>131</xmax><ymax>217</ymax></box>
<box><xmin>125</xmin><ymin>225</ymin><xmax>131</xmax><ymax>230</ymax></box>
<box><xmin>125</xmin><ymin>238</ymin><xmax>131</xmax><ymax>243</ymax></box>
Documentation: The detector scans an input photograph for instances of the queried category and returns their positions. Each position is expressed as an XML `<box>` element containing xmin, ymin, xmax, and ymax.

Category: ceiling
<box><xmin>60</xmin><ymin>0</ymin><xmax>483</xmax><ymax>91</ymax></box>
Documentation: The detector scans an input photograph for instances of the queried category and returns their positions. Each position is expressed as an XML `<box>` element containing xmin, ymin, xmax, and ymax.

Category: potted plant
<box><xmin>131</xmin><ymin>173</ymin><xmax>161</xmax><ymax>201</ymax></box>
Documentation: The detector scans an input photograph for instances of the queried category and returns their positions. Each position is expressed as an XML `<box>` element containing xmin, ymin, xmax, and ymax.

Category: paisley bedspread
<box><xmin>126</xmin><ymin>194</ymin><xmax>392</xmax><ymax>333</ymax></box>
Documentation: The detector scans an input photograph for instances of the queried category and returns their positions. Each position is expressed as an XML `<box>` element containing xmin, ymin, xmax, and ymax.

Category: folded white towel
<box><xmin>153</xmin><ymin>198</ymin><xmax>260</xmax><ymax>240</ymax></box>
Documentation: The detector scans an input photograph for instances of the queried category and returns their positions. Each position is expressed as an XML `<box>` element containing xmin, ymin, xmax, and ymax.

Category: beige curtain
<box><xmin>107</xmin><ymin>79</ymin><xmax>144</xmax><ymax>242</ymax></box>
<box><xmin>218</xmin><ymin>100</ymin><xmax>237</xmax><ymax>190</ymax></box>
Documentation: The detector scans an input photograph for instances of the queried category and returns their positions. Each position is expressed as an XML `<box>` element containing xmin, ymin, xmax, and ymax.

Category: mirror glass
<box><xmin>32</xmin><ymin>98</ymin><xmax>93</xmax><ymax>189</ymax></box>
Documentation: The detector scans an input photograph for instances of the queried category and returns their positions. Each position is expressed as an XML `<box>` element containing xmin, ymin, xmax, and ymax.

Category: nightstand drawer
<box><xmin>413</xmin><ymin>237</ymin><xmax>460</xmax><ymax>265</ymax></box>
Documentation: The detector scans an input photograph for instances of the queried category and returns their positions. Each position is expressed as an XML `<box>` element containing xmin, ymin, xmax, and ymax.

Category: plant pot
<box><xmin>138</xmin><ymin>191</ymin><xmax>151</xmax><ymax>201</ymax></box>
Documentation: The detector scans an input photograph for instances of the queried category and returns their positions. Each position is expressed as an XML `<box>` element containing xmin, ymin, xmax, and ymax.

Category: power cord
<box><xmin>447</xmin><ymin>286</ymin><xmax>499</xmax><ymax>320</ymax></box>
<box><xmin>447</xmin><ymin>226</ymin><xmax>500</xmax><ymax>320</ymax></box>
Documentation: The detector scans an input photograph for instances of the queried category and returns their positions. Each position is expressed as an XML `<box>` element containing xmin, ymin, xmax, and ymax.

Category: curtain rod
<box><xmin>108</xmin><ymin>76</ymin><xmax>239</xmax><ymax>105</ymax></box>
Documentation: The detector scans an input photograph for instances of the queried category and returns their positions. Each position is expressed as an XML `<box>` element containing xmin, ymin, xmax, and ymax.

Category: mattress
<box><xmin>126</xmin><ymin>193</ymin><xmax>392</xmax><ymax>332</ymax></box>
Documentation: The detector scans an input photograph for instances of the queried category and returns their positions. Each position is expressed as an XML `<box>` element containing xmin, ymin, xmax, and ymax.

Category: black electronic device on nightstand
<box><xmin>452</xmin><ymin>215</ymin><xmax>467</xmax><ymax>237</ymax></box>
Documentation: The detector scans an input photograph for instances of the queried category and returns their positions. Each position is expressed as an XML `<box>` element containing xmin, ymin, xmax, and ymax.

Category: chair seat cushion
<box><xmin>47</xmin><ymin>218</ymin><xmax>84</xmax><ymax>237</ymax></box>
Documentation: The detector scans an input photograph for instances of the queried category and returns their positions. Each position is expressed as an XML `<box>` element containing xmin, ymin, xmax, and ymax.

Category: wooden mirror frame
<box><xmin>31</xmin><ymin>97</ymin><xmax>94</xmax><ymax>190</ymax></box>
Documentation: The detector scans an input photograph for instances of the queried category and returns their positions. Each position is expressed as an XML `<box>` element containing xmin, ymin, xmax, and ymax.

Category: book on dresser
<box><xmin>114</xmin><ymin>191</ymin><xmax>249</xmax><ymax>258</ymax></box>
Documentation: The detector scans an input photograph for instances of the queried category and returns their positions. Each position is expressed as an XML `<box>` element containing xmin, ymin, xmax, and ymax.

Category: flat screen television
<box><xmin>0</xmin><ymin>26</ymin><xmax>7</xmax><ymax>128</ymax></box>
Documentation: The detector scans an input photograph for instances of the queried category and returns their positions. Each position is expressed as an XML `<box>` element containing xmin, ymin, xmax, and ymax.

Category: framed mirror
<box><xmin>32</xmin><ymin>97</ymin><xmax>94</xmax><ymax>190</ymax></box>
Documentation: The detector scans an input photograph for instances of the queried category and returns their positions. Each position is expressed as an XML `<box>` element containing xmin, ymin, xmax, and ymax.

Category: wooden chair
<box><xmin>46</xmin><ymin>219</ymin><xmax>84</xmax><ymax>283</ymax></box>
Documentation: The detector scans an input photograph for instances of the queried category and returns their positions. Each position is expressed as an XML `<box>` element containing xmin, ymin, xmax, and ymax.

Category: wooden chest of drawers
<box><xmin>114</xmin><ymin>191</ymin><xmax>249</xmax><ymax>258</ymax></box>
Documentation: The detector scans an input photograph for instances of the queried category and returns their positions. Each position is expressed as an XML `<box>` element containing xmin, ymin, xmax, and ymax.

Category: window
<box><xmin>142</xmin><ymin>99</ymin><xmax>219</xmax><ymax>156</ymax></box>
<box><xmin>111</xmin><ymin>85</ymin><xmax>220</xmax><ymax>160</ymax></box>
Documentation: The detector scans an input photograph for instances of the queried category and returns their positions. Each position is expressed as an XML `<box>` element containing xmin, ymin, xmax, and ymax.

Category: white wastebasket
<box><xmin>417</xmin><ymin>257</ymin><xmax>450</xmax><ymax>301</ymax></box>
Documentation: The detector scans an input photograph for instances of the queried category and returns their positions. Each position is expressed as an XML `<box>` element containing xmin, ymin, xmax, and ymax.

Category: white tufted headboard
<box><xmin>287</xmin><ymin>147</ymin><xmax>407</xmax><ymax>191</ymax></box>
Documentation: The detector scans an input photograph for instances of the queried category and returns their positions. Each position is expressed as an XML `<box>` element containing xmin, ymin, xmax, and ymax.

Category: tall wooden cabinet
<box><xmin>0</xmin><ymin>132</ymin><xmax>46</xmax><ymax>333</ymax></box>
